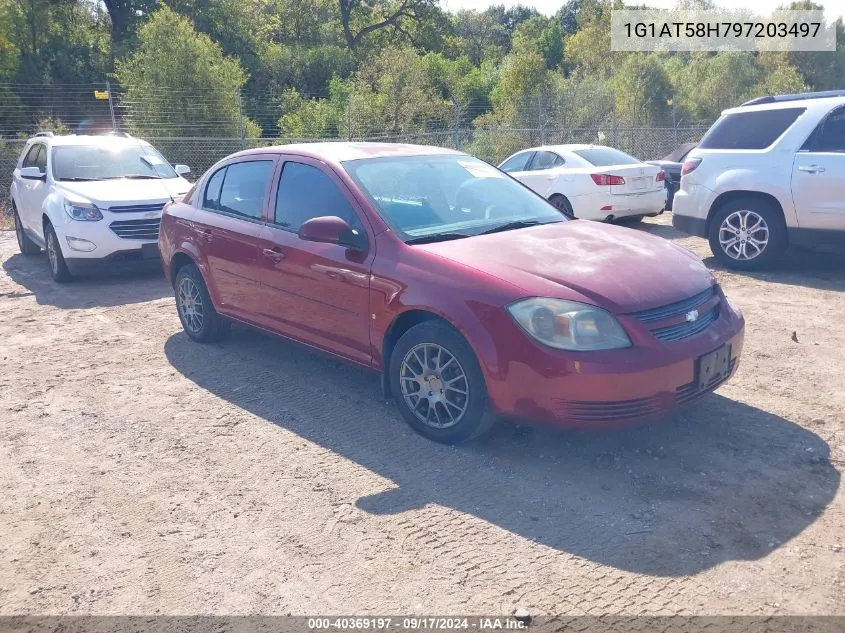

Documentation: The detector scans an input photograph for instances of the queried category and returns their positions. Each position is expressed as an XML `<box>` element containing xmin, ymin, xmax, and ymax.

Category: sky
<box><xmin>439</xmin><ymin>0</ymin><xmax>845</xmax><ymax>21</ymax></box>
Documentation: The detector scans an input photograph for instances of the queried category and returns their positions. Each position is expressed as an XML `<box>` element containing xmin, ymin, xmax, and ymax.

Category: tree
<box><xmin>449</xmin><ymin>10</ymin><xmax>507</xmax><ymax>65</ymax></box>
<box><xmin>612</xmin><ymin>54</ymin><xmax>672</xmax><ymax>125</ymax></box>
<box><xmin>337</xmin><ymin>0</ymin><xmax>435</xmax><ymax>49</ymax></box>
<box><xmin>114</xmin><ymin>7</ymin><xmax>259</xmax><ymax>138</ymax></box>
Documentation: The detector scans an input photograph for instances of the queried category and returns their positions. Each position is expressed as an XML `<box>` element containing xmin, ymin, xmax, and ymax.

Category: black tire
<box><xmin>549</xmin><ymin>194</ymin><xmax>575</xmax><ymax>219</ymax></box>
<box><xmin>174</xmin><ymin>263</ymin><xmax>231</xmax><ymax>343</ymax></box>
<box><xmin>708</xmin><ymin>197</ymin><xmax>787</xmax><ymax>271</ymax></box>
<box><xmin>389</xmin><ymin>320</ymin><xmax>494</xmax><ymax>444</ymax></box>
<box><xmin>44</xmin><ymin>223</ymin><xmax>72</xmax><ymax>283</ymax></box>
<box><xmin>616</xmin><ymin>215</ymin><xmax>643</xmax><ymax>225</ymax></box>
<box><xmin>13</xmin><ymin>206</ymin><xmax>40</xmax><ymax>255</ymax></box>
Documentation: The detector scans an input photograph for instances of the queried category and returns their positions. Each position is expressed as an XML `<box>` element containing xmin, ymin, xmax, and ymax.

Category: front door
<box><xmin>17</xmin><ymin>143</ymin><xmax>49</xmax><ymax>238</ymax></box>
<box><xmin>792</xmin><ymin>105</ymin><xmax>845</xmax><ymax>230</ymax></box>
<box><xmin>256</xmin><ymin>157</ymin><xmax>374</xmax><ymax>365</ymax></box>
<box><xmin>191</xmin><ymin>156</ymin><xmax>276</xmax><ymax>321</ymax></box>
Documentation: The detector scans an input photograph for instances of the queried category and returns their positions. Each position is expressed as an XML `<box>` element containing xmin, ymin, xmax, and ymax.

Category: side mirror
<box><xmin>20</xmin><ymin>166</ymin><xmax>45</xmax><ymax>181</ymax></box>
<box><xmin>298</xmin><ymin>216</ymin><xmax>366</xmax><ymax>250</ymax></box>
<box><xmin>174</xmin><ymin>164</ymin><xmax>191</xmax><ymax>176</ymax></box>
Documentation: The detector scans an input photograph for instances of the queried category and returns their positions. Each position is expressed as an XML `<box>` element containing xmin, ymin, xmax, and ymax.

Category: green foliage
<box><xmin>114</xmin><ymin>7</ymin><xmax>259</xmax><ymax>138</ymax></box>
<box><xmin>612</xmin><ymin>54</ymin><xmax>672</xmax><ymax>125</ymax></box>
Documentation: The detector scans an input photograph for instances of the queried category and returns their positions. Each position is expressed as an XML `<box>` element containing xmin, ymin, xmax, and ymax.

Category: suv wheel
<box><xmin>44</xmin><ymin>223</ymin><xmax>72</xmax><ymax>283</ymax></box>
<box><xmin>708</xmin><ymin>197</ymin><xmax>786</xmax><ymax>271</ymax></box>
<box><xmin>13</xmin><ymin>207</ymin><xmax>40</xmax><ymax>255</ymax></box>
<box><xmin>175</xmin><ymin>263</ymin><xmax>231</xmax><ymax>343</ymax></box>
<box><xmin>389</xmin><ymin>321</ymin><xmax>494</xmax><ymax>444</ymax></box>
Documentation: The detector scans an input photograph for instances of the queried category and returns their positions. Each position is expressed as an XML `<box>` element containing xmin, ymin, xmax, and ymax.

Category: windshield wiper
<box><xmin>122</xmin><ymin>174</ymin><xmax>163</xmax><ymax>180</ymax></box>
<box><xmin>478</xmin><ymin>220</ymin><xmax>548</xmax><ymax>235</ymax></box>
<box><xmin>58</xmin><ymin>177</ymin><xmax>98</xmax><ymax>182</ymax></box>
<box><xmin>405</xmin><ymin>232</ymin><xmax>471</xmax><ymax>245</ymax></box>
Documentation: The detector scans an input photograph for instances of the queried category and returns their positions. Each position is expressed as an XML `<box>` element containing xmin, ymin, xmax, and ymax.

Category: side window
<box><xmin>274</xmin><ymin>161</ymin><xmax>360</xmax><ymax>232</ymax></box>
<box><xmin>499</xmin><ymin>152</ymin><xmax>533</xmax><ymax>173</ymax></box>
<box><xmin>803</xmin><ymin>106</ymin><xmax>845</xmax><ymax>153</ymax></box>
<box><xmin>218</xmin><ymin>160</ymin><xmax>273</xmax><ymax>219</ymax></box>
<box><xmin>529</xmin><ymin>151</ymin><xmax>563</xmax><ymax>170</ymax></box>
<box><xmin>203</xmin><ymin>167</ymin><xmax>226</xmax><ymax>210</ymax></box>
<box><xmin>35</xmin><ymin>146</ymin><xmax>48</xmax><ymax>172</ymax></box>
<box><xmin>22</xmin><ymin>144</ymin><xmax>42</xmax><ymax>169</ymax></box>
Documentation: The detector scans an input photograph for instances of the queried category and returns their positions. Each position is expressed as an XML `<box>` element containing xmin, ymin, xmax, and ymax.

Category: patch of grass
<box><xmin>0</xmin><ymin>205</ymin><xmax>13</xmax><ymax>231</ymax></box>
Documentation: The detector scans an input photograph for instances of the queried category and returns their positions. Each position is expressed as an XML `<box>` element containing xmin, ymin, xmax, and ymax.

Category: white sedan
<box><xmin>498</xmin><ymin>144</ymin><xmax>666</xmax><ymax>222</ymax></box>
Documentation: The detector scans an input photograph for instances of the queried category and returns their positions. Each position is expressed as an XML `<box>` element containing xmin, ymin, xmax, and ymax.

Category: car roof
<box><xmin>723</xmin><ymin>95</ymin><xmax>845</xmax><ymax>116</ymax></box>
<box><xmin>232</xmin><ymin>141</ymin><xmax>466</xmax><ymax>165</ymax></box>
<box><xmin>28</xmin><ymin>134</ymin><xmax>151</xmax><ymax>148</ymax></box>
<box><xmin>516</xmin><ymin>144</ymin><xmax>613</xmax><ymax>155</ymax></box>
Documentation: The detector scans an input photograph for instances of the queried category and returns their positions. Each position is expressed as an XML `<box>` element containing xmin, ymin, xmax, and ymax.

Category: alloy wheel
<box><xmin>718</xmin><ymin>210</ymin><xmax>769</xmax><ymax>261</ymax></box>
<box><xmin>177</xmin><ymin>277</ymin><xmax>205</xmax><ymax>334</ymax></box>
<box><xmin>46</xmin><ymin>231</ymin><xmax>59</xmax><ymax>274</ymax></box>
<box><xmin>399</xmin><ymin>343</ymin><xmax>470</xmax><ymax>429</ymax></box>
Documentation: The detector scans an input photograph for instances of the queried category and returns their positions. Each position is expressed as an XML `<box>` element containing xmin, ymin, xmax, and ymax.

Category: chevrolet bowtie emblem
<box><xmin>686</xmin><ymin>309</ymin><xmax>699</xmax><ymax>322</ymax></box>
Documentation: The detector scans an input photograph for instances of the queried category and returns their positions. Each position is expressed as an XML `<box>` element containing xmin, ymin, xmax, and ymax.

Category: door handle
<box><xmin>798</xmin><ymin>165</ymin><xmax>826</xmax><ymax>173</ymax></box>
<box><xmin>262</xmin><ymin>247</ymin><xmax>285</xmax><ymax>262</ymax></box>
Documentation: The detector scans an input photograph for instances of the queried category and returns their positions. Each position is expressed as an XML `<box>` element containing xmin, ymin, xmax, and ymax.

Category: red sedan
<box><xmin>159</xmin><ymin>143</ymin><xmax>744</xmax><ymax>443</ymax></box>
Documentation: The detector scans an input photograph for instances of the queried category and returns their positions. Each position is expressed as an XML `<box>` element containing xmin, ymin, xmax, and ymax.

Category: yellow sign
<box><xmin>94</xmin><ymin>90</ymin><xmax>110</xmax><ymax>100</ymax></box>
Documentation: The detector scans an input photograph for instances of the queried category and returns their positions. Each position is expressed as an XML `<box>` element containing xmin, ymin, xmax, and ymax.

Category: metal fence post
<box><xmin>538</xmin><ymin>93</ymin><xmax>546</xmax><ymax>146</ymax></box>
<box><xmin>236</xmin><ymin>88</ymin><xmax>247</xmax><ymax>147</ymax></box>
<box><xmin>106</xmin><ymin>80</ymin><xmax>117</xmax><ymax>132</ymax></box>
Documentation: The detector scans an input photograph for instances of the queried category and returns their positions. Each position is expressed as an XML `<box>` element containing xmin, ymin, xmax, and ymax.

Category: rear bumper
<box><xmin>672</xmin><ymin>214</ymin><xmax>707</xmax><ymax>238</ymax></box>
<box><xmin>572</xmin><ymin>190</ymin><xmax>665</xmax><ymax>221</ymax></box>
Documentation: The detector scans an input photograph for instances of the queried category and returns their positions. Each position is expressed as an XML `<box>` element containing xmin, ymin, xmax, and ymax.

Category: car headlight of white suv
<box><xmin>64</xmin><ymin>198</ymin><xmax>103</xmax><ymax>221</ymax></box>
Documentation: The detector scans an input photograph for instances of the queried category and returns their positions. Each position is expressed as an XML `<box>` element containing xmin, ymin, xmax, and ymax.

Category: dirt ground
<box><xmin>0</xmin><ymin>214</ymin><xmax>844</xmax><ymax>616</ymax></box>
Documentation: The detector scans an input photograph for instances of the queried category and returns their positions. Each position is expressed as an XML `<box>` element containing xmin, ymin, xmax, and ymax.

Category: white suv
<box><xmin>672</xmin><ymin>90</ymin><xmax>845</xmax><ymax>270</ymax></box>
<box><xmin>9</xmin><ymin>132</ymin><xmax>192</xmax><ymax>282</ymax></box>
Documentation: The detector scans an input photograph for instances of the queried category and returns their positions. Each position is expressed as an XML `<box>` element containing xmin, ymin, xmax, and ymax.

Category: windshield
<box><xmin>342</xmin><ymin>154</ymin><xmax>565</xmax><ymax>243</ymax></box>
<box><xmin>52</xmin><ymin>144</ymin><xmax>178</xmax><ymax>181</ymax></box>
<box><xmin>574</xmin><ymin>147</ymin><xmax>641</xmax><ymax>166</ymax></box>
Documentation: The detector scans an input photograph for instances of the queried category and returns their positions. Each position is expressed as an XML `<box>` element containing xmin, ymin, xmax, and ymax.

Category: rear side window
<box><xmin>499</xmin><ymin>151</ymin><xmax>534</xmax><ymax>173</ymax></box>
<box><xmin>530</xmin><ymin>151</ymin><xmax>564</xmax><ymax>170</ymax></box>
<box><xmin>214</xmin><ymin>160</ymin><xmax>273</xmax><ymax>220</ymax></box>
<box><xmin>574</xmin><ymin>147</ymin><xmax>640</xmax><ymax>166</ymax></box>
<box><xmin>698</xmin><ymin>108</ymin><xmax>806</xmax><ymax>150</ymax></box>
<box><xmin>203</xmin><ymin>168</ymin><xmax>226</xmax><ymax>210</ymax></box>
<box><xmin>802</xmin><ymin>105</ymin><xmax>845</xmax><ymax>153</ymax></box>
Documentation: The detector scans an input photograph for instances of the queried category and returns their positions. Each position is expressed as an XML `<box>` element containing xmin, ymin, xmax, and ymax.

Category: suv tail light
<box><xmin>591</xmin><ymin>174</ymin><xmax>626</xmax><ymax>186</ymax></box>
<box><xmin>656</xmin><ymin>170</ymin><xmax>665</xmax><ymax>182</ymax></box>
<box><xmin>681</xmin><ymin>157</ymin><xmax>702</xmax><ymax>176</ymax></box>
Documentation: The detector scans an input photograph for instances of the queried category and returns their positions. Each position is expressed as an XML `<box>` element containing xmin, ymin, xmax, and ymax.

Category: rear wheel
<box><xmin>13</xmin><ymin>206</ymin><xmax>40</xmax><ymax>255</ymax></box>
<box><xmin>44</xmin><ymin>223</ymin><xmax>72</xmax><ymax>283</ymax></box>
<box><xmin>175</xmin><ymin>263</ymin><xmax>230</xmax><ymax>343</ymax></box>
<box><xmin>389</xmin><ymin>321</ymin><xmax>493</xmax><ymax>444</ymax></box>
<box><xmin>549</xmin><ymin>194</ymin><xmax>575</xmax><ymax>219</ymax></box>
<box><xmin>708</xmin><ymin>197</ymin><xmax>786</xmax><ymax>271</ymax></box>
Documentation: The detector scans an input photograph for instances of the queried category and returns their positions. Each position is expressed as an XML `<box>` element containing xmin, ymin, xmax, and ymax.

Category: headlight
<box><xmin>507</xmin><ymin>298</ymin><xmax>632</xmax><ymax>351</ymax></box>
<box><xmin>63</xmin><ymin>199</ymin><xmax>103</xmax><ymax>221</ymax></box>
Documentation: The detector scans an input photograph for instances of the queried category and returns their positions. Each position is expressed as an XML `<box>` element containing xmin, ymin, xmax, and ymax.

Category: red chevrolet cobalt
<box><xmin>159</xmin><ymin>143</ymin><xmax>744</xmax><ymax>443</ymax></box>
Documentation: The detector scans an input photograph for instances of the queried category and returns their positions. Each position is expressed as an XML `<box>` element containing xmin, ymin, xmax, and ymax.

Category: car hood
<box><xmin>58</xmin><ymin>177</ymin><xmax>192</xmax><ymax>207</ymax></box>
<box><xmin>418</xmin><ymin>221</ymin><xmax>715</xmax><ymax>313</ymax></box>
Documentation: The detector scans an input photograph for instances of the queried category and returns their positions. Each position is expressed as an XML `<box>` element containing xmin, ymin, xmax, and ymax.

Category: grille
<box><xmin>107</xmin><ymin>202</ymin><xmax>166</xmax><ymax>214</ymax></box>
<box><xmin>627</xmin><ymin>286</ymin><xmax>721</xmax><ymax>342</ymax></box>
<box><xmin>553</xmin><ymin>394</ymin><xmax>666</xmax><ymax>424</ymax></box>
<box><xmin>628</xmin><ymin>287</ymin><xmax>715</xmax><ymax>323</ymax></box>
<box><xmin>109</xmin><ymin>218</ymin><xmax>160</xmax><ymax>240</ymax></box>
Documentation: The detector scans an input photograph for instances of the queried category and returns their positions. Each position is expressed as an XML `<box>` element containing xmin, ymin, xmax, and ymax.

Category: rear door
<box><xmin>256</xmin><ymin>156</ymin><xmax>374</xmax><ymax>365</ymax></box>
<box><xmin>516</xmin><ymin>151</ymin><xmax>566</xmax><ymax>196</ymax></box>
<box><xmin>792</xmin><ymin>104</ymin><xmax>845</xmax><ymax>230</ymax></box>
<box><xmin>16</xmin><ymin>143</ymin><xmax>48</xmax><ymax>234</ymax></box>
<box><xmin>190</xmin><ymin>156</ymin><xmax>276</xmax><ymax>320</ymax></box>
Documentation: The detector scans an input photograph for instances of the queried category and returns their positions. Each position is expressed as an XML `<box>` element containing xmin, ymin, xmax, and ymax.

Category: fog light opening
<box><xmin>66</xmin><ymin>236</ymin><xmax>97</xmax><ymax>252</ymax></box>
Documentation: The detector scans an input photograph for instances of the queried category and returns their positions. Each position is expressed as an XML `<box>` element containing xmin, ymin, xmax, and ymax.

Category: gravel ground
<box><xmin>0</xmin><ymin>214</ymin><xmax>844</xmax><ymax>616</ymax></box>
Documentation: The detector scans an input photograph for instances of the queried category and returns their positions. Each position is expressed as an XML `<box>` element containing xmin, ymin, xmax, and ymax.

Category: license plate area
<box><xmin>631</xmin><ymin>177</ymin><xmax>647</xmax><ymax>190</ymax></box>
<box><xmin>141</xmin><ymin>242</ymin><xmax>160</xmax><ymax>259</ymax></box>
<box><xmin>697</xmin><ymin>345</ymin><xmax>731</xmax><ymax>390</ymax></box>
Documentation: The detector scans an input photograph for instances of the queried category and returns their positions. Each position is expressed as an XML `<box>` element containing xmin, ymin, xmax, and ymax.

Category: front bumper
<box><xmin>482</xmin><ymin>304</ymin><xmax>745</xmax><ymax>427</ymax></box>
<box><xmin>65</xmin><ymin>245</ymin><xmax>161</xmax><ymax>275</ymax></box>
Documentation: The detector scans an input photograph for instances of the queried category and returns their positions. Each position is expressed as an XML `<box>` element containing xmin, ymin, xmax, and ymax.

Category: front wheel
<box><xmin>174</xmin><ymin>263</ymin><xmax>231</xmax><ymax>343</ymax></box>
<box><xmin>45</xmin><ymin>223</ymin><xmax>72</xmax><ymax>283</ymax></box>
<box><xmin>708</xmin><ymin>198</ymin><xmax>786</xmax><ymax>271</ymax></box>
<box><xmin>13</xmin><ymin>207</ymin><xmax>40</xmax><ymax>255</ymax></box>
<box><xmin>389</xmin><ymin>321</ymin><xmax>493</xmax><ymax>444</ymax></box>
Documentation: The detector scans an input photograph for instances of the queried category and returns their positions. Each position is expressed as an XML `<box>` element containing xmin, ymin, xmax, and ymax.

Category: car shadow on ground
<box><xmin>634</xmin><ymin>219</ymin><xmax>845</xmax><ymax>293</ymax></box>
<box><xmin>2</xmin><ymin>252</ymin><xmax>171</xmax><ymax>309</ymax></box>
<box><xmin>164</xmin><ymin>328</ymin><xmax>839</xmax><ymax>578</ymax></box>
